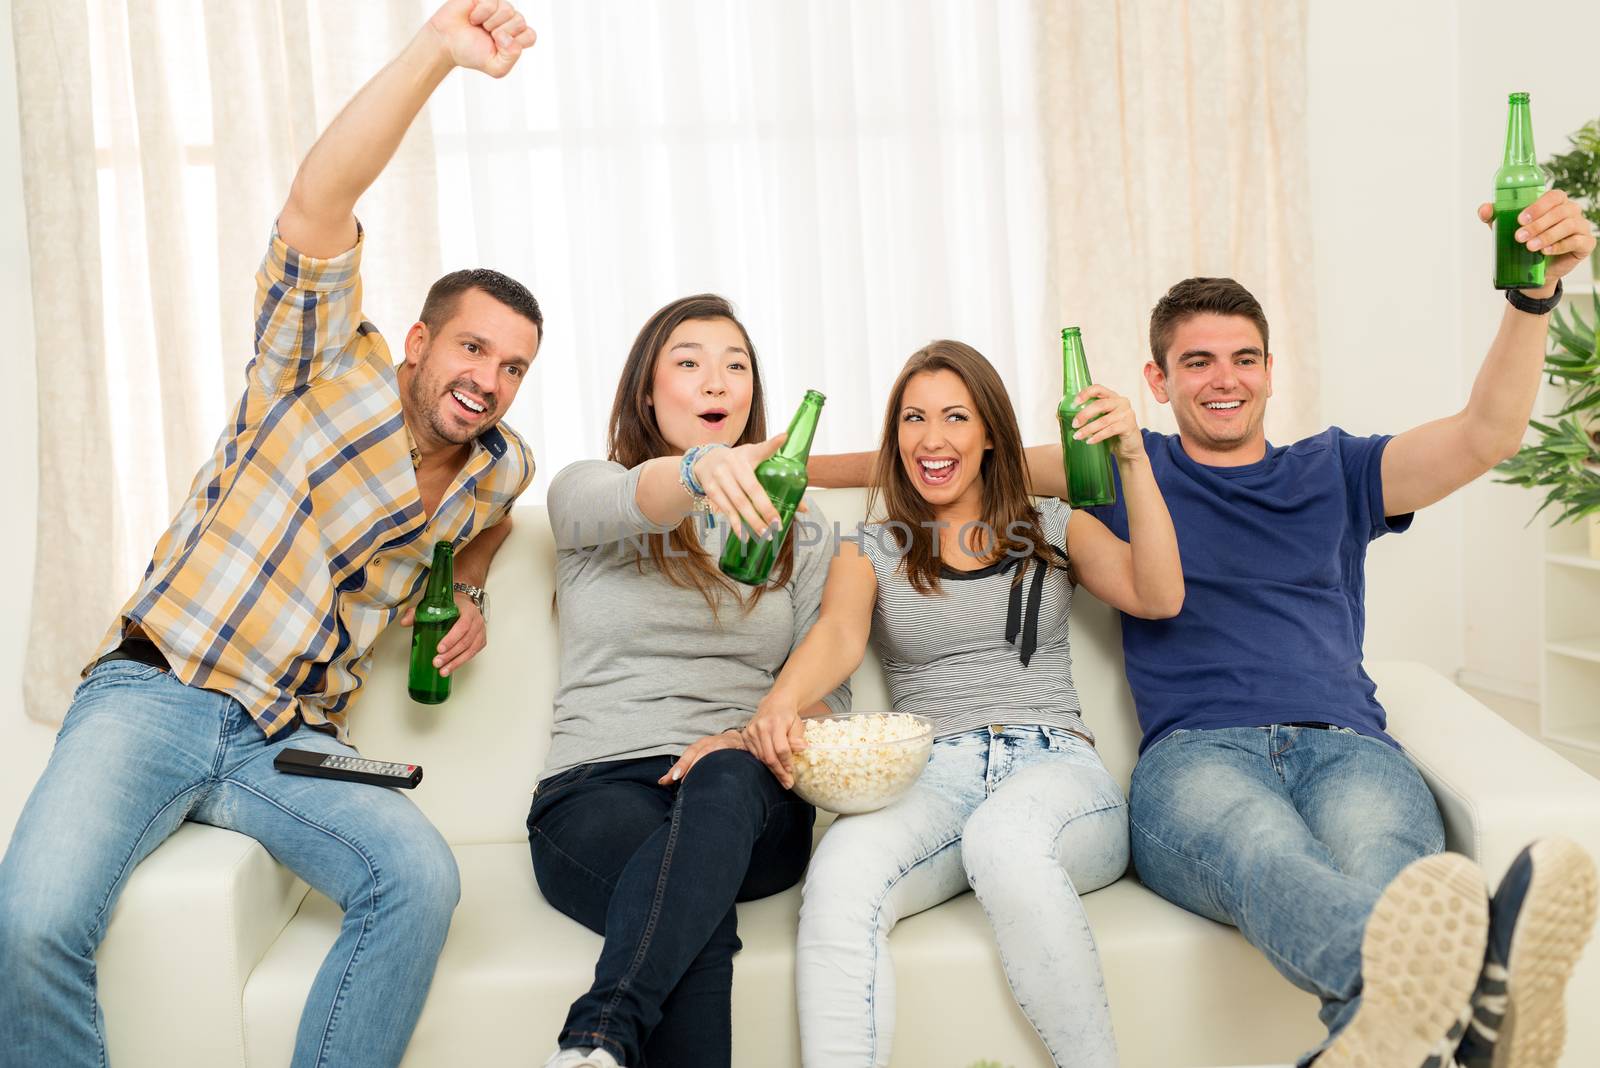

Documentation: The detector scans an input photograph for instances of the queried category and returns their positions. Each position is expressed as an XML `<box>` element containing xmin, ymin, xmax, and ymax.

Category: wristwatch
<box><xmin>453</xmin><ymin>582</ymin><xmax>488</xmax><ymax>619</ymax></box>
<box><xmin>1505</xmin><ymin>278</ymin><xmax>1562</xmax><ymax>316</ymax></box>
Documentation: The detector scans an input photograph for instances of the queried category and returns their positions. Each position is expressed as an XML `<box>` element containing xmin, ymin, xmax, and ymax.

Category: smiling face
<box><xmin>1145</xmin><ymin>312</ymin><xmax>1274</xmax><ymax>465</ymax></box>
<box><xmin>400</xmin><ymin>287</ymin><xmax>539</xmax><ymax>452</ymax></box>
<box><xmin>896</xmin><ymin>368</ymin><xmax>991</xmax><ymax>518</ymax></box>
<box><xmin>647</xmin><ymin>317</ymin><xmax>755</xmax><ymax>454</ymax></box>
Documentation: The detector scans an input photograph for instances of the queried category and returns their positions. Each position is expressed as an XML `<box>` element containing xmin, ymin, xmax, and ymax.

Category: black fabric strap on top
<box><xmin>1005</xmin><ymin>558</ymin><xmax>1024</xmax><ymax>650</ymax></box>
<box><xmin>1019</xmin><ymin>556</ymin><xmax>1049</xmax><ymax>666</ymax></box>
<box><xmin>1004</xmin><ymin>552</ymin><xmax>1056</xmax><ymax>668</ymax></box>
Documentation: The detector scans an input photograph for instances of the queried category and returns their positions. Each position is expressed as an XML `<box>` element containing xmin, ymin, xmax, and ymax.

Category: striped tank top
<box><xmin>860</xmin><ymin>496</ymin><xmax>1092</xmax><ymax>742</ymax></box>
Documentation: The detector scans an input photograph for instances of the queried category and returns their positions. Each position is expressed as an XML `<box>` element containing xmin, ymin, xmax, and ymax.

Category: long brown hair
<box><xmin>867</xmin><ymin>340</ymin><xmax>1067</xmax><ymax>594</ymax></box>
<box><xmin>605</xmin><ymin>294</ymin><xmax>794</xmax><ymax>613</ymax></box>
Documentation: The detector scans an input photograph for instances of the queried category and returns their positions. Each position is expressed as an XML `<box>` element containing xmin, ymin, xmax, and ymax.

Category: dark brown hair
<box><xmin>605</xmin><ymin>294</ymin><xmax>792</xmax><ymax>613</ymax></box>
<box><xmin>867</xmin><ymin>340</ymin><xmax>1067</xmax><ymax>595</ymax></box>
<box><xmin>419</xmin><ymin>268</ymin><xmax>544</xmax><ymax>339</ymax></box>
<box><xmin>1148</xmin><ymin>277</ymin><xmax>1268</xmax><ymax>372</ymax></box>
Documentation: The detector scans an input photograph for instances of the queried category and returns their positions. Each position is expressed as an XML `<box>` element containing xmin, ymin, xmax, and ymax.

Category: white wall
<box><xmin>1307</xmin><ymin>0</ymin><xmax>1598</xmax><ymax>695</ymax></box>
<box><xmin>1455</xmin><ymin>0</ymin><xmax>1600</xmax><ymax>698</ymax></box>
<box><xmin>1307</xmin><ymin>0</ymin><xmax>1467</xmax><ymax>678</ymax></box>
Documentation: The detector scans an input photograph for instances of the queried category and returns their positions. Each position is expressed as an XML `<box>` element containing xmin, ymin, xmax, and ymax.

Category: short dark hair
<box><xmin>419</xmin><ymin>269</ymin><xmax>544</xmax><ymax>340</ymax></box>
<box><xmin>1148</xmin><ymin>277</ymin><xmax>1268</xmax><ymax>372</ymax></box>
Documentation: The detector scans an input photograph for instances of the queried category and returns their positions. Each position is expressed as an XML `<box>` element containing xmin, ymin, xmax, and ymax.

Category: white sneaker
<box><xmin>541</xmin><ymin>1048</ymin><xmax>624</xmax><ymax>1068</ymax></box>
<box><xmin>1316</xmin><ymin>852</ymin><xmax>1489</xmax><ymax>1068</ymax></box>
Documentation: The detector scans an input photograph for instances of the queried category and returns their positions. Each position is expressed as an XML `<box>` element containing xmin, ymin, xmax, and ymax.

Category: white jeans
<box><xmin>796</xmin><ymin>725</ymin><xmax>1129</xmax><ymax>1067</ymax></box>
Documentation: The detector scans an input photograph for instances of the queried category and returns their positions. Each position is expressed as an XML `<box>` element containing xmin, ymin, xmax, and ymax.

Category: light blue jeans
<box><xmin>0</xmin><ymin>660</ymin><xmax>460</xmax><ymax>1068</ymax></box>
<box><xmin>1129</xmin><ymin>725</ymin><xmax>1446</xmax><ymax>1066</ymax></box>
<box><xmin>796</xmin><ymin>725</ymin><xmax>1129</xmax><ymax>1068</ymax></box>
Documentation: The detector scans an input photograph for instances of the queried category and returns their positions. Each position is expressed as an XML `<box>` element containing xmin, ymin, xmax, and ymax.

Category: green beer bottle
<box><xmin>719</xmin><ymin>390</ymin><xmax>825</xmax><ymax>587</ymax></box>
<box><xmin>408</xmin><ymin>541</ymin><xmax>460</xmax><ymax>705</ymax></box>
<box><xmin>1494</xmin><ymin>91</ymin><xmax>1547</xmax><ymax>290</ymax></box>
<box><xmin>1057</xmin><ymin>327</ymin><xmax>1116</xmax><ymax>507</ymax></box>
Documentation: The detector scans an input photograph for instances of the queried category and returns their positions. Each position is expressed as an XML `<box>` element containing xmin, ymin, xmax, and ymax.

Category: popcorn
<box><xmin>790</xmin><ymin>713</ymin><xmax>934</xmax><ymax>814</ymax></box>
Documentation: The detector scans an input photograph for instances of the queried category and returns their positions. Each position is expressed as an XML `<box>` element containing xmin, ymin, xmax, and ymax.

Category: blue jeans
<box><xmin>1128</xmin><ymin>725</ymin><xmax>1445</xmax><ymax>1064</ymax></box>
<box><xmin>797</xmin><ymin>725</ymin><xmax>1129</xmax><ymax>1068</ymax></box>
<box><xmin>526</xmin><ymin>749</ymin><xmax>814</xmax><ymax>1068</ymax></box>
<box><xmin>0</xmin><ymin>661</ymin><xmax>460</xmax><ymax>1068</ymax></box>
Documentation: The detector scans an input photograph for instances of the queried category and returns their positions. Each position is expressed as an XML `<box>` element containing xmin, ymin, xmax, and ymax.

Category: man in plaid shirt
<box><xmin>0</xmin><ymin>3</ymin><xmax>541</xmax><ymax>1066</ymax></box>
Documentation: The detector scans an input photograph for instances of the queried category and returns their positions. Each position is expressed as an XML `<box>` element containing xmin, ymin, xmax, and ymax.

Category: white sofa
<box><xmin>90</xmin><ymin>488</ymin><xmax>1600</xmax><ymax>1068</ymax></box>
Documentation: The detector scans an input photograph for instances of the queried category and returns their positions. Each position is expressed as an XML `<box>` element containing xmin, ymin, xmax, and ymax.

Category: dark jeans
<box><xmin>527</xmin><ymin>749</ymin><xmax>814</xmax><ymax>1068</ymax></box>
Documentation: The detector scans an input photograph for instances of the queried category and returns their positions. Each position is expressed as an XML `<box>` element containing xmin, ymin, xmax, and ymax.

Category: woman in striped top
<box><xmin>743</xmin><ymin>340</ymin><xmax>1184</xmax><ymax>1067</ymax></box>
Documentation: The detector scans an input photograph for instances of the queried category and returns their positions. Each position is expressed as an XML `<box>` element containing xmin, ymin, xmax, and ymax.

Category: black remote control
<box><xmin>273</xmin><ymin>748</ymin><xmax>423</xmax><ymax>789</ymax></box>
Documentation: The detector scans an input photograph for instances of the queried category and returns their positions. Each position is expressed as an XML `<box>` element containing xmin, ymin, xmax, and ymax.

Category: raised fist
<box><xmin>428</xmin><ymin>0</ymin><xmax>537</xmax><ymax>79</ymax></box>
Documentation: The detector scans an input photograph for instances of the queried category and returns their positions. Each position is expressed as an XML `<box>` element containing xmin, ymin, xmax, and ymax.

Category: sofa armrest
<box><xmin>97</xmin><ymin>822</ymin><xmax>309</xmax><ymax>1068</ymax></box>
<box><xmin>1370</xmin><ymin>661</ymin><xmax>1600</xmax><ymax>876</ymax></box>
<box><xmin>1371</xmin><ymin>660</ymin><xmax>1600</xmax><ymax>1068</ymax></box>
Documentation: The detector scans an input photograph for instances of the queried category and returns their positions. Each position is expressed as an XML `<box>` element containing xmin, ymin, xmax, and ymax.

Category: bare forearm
<box><xmin>1461</xmin><ymin>300</ymin><xmax>1554</xmax><ymax>464</ymax></box>
<box><xmin>770</xmin><ymin>620</ymin><xmax>864</xmax><ymax>713</ymax></box>
<box><xmin>1024</xmin><ymin>444</ymin><xmax>1067</xmax><ymax>498</ymax></box>
<box><xmin>1117</xmin><ymin>454</ymin><xmax>1183</xmax><ymax>616</ymax></box>
<box><xmin>635</xmin><ymin>455</ymin><xmax>698</xmax><ymax>527</ymax></box>
<box><xmin>280</xmin><ymin>28</ymin><xmax>453</xmax><ymax>256</ymax></box>
<box><xmin>456</xmin><ymin>515</ymin><xmax>514</xmax><ymax>587</ymax></box>
<box><xmin>807</xmin><ymin>451</ymin><xmax>875</xmax><ymax>489</ymax></box>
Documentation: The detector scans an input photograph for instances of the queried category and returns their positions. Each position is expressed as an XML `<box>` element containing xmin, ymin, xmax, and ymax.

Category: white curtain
<box><xmin>13</xmin><ymin>0</ymin><xmax>1056</xmax><ymax>721</ymax></box>
<box><xmin>1033</xmin><ymin>0</ymin><xmax>1319</xmax><ymax>439</ymax></box>
<box><xmin>429</xmin><ymin>0</ymin><xmax>1056</xmax><ymax>470</ymax></box>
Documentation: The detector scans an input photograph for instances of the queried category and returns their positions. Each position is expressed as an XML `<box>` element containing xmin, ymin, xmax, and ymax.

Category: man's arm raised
<box><xmin>1381</xmin><ymin>190</ymin><xmax>1596</xmax><ymax>517</ymax></box>
<box><xmin>278</xmin><ymin>0</ymin><xmax>536</xmax><ymax>257</ymax></box>
<box><xmin>807</xmin><ymin>451</ymin><xmax>875</xmax><ymax>489</ymax></box>
<box><xmin>809</xmin><ymin>445</ymin><xmax>1078</xmax><ymax>499</ymax></box>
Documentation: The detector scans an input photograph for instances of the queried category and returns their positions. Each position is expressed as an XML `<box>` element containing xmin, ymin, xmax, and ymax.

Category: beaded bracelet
<box><xmin>679</xmin><ymin>443</ymin><xmax>727</xmax><ymax>521</ymax></box>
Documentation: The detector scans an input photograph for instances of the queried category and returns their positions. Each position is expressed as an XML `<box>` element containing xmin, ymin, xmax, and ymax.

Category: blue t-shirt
<box><xmin>1087</xmin><ymin>427</ymin><xmax>1413</xmax><ymax>754</ymax></box>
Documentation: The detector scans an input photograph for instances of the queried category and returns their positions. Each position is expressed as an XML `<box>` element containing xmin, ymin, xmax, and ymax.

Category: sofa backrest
<box><xmin>344</xmin><ymin>488</ymin><xmax>1139</xmax><ymax>845</ymax></box>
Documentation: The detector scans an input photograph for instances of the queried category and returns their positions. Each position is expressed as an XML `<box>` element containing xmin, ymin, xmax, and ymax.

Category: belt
<box><xmin>1280</xmin><ymin>721</ymin><xmax>1338</xmax><ymax>730</ymax></box>
<box><xmin>92</xmin><ymin>636</ymin><xmax>171</xmax><ymax>674</ymax></box>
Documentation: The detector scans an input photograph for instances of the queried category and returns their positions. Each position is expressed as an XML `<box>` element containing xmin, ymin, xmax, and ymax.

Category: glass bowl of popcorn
<box><xmin>789</xmin><ymin>712</ymin><xmax>934</xmax><ymax>814</ymax></box>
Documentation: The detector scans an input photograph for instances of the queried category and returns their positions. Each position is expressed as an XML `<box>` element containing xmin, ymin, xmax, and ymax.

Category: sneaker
<box><xmin>1455</xmin><ymin>837</ymin><xmax>1599</xmax><ymax>1068</ymax></box>
<box><xmin>1316</xmin><ymin>852</ymin><xmax>1488</xmax><ymax>1068</ymax></box>
<box><xmin>541</xmin><ymin>1049</ymin><xmax>624</xmax><ymax>1068</ymax></box>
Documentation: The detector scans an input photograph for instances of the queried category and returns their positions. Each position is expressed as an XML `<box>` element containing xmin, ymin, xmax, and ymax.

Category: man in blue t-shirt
<box><xmin>1019</xmin><ymin>192</ymin><xmax>1596</xmax><ymax>1068</ymax></box>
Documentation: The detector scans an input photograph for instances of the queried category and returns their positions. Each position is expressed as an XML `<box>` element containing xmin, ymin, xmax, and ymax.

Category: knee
<box><xmin>681</xmin><ymin>747</ymin><xmax>766</xmax><ymax>797</ymax></box>
<box><xmin>0</xmin><ymin>883</ymin><xmax>86</xmax><ymax>972</ymax></box>
<box><xmin>960</xmin><ymin>803</ymin><xmax>1027</xmax><ymax>884</ymax></box>
<box><xmin>378</xmin><ymin>834</ymin><xmax>460</xmax><ymax>934</ymax></box>
<box><xmin>677</xmin><ymin>748</ymin><xmax>770</xmax><ymax>820</ymax></box>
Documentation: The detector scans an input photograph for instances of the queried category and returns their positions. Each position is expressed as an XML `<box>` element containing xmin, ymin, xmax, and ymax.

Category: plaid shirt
<box><xmin>89</xmin><ymin>225</ymin><xmax>535</xmax><ymax>739</ymax></box>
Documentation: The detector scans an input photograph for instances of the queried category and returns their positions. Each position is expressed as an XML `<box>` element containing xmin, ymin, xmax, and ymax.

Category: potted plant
<box><xmin>1496</xmin><ymin>290</ymin><xmax>1600</xmax><ymax>557</ymax></box>
<box><xmin>1543</xmin><ymin>116</ymin><xmax>1600</xmax><ymax>278</ymax></box>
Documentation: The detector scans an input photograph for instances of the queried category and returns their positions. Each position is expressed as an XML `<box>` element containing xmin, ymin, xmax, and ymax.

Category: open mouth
<box><xmin>1201</xmin><ymin>399</ymin><xmax>1243</xmax><ymax>414</ymax></box>
<box><xmin>450</xmin><ymin>389</ymin><xmax>488</xmax><ymax>418</ymax></box>
<box><xmin>698</xmin><ymin>409</ymin><xmax>729</xmax><ymax>427</ymax></box>
<box><xmin>916</xmin><ymin>456</ymin><xmax>958</xmax><ymax>486</ymax></box>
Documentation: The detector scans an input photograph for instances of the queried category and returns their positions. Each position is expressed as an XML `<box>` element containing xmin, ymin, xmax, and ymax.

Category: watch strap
<box><xmin>1505</xmin><ymin>278</ymin><xmax>1562</xmax><ymax>316</ymax></box>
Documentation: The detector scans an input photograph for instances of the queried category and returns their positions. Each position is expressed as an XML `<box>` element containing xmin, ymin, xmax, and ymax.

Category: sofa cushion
<box><xmin>241</xmin><ymin>843</ymin><xmax>1321</xmax><ymax>1068</ymax></box>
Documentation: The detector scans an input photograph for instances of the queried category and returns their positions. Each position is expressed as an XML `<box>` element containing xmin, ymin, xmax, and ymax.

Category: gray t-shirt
<box><xmin>861</xmin><ymin>497</ymin><xmax>1092</xmax><ymax>742</ymax></box>
<box><xmin>540</xmin><ymin>459</ymin><xmax>850</xmax><ymax>781</ymax></box>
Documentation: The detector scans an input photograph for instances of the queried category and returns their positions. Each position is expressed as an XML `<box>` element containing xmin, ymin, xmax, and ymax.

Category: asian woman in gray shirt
<box><xmin>529</xmin><ymin>294</ymin><xmax>848</xmax><ymax>1068</ymax></box>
